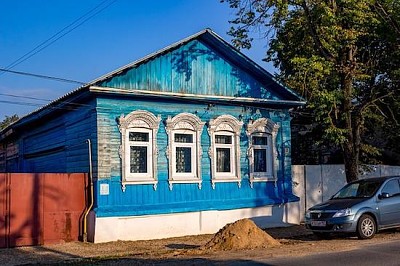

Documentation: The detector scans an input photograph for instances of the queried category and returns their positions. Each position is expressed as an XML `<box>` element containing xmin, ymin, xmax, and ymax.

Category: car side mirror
<box><xmin>378</xmin><ymin>192</ymin><xmax>390</xmax><ymax>199</ymax></box>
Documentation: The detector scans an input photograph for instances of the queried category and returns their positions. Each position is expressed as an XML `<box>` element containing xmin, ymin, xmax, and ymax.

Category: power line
<box><xmin>0</xmin><ymin>68</ymin><xmax>86</xmax><ymax>85</ymax></box>
<box><xmin>0</xmin><ymin>93</ymin><xmax>51</xmax><ymax>102</ymax></box>
<box><xmin>0</xmin><ymin>0</ymin><xmax>117</xmax><ymax>76</ymax></box>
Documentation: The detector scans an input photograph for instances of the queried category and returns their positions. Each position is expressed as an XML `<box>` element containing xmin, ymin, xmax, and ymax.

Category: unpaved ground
<box><xmin>2</xmin><ymin>225</ymin><xmax>400</xmax><ymax>265</ymax></box>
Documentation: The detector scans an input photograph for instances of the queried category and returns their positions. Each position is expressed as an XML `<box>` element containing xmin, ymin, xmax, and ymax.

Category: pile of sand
<box><xmin>202</xmin><ymin>219</ymin><xmax>281</xmax><ymax>251</ymax></box>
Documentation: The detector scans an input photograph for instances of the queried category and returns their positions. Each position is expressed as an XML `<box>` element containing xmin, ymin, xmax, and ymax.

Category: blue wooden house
<box><xmin>0</xmin><ymin>29</ymin><xmax>305</xmax><ymax>242</ymax></box>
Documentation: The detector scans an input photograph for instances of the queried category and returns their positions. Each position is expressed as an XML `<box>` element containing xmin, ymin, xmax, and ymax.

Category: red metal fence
<box><xmin>0</xmin><ymin>173</ymin><xmax>87</xmax><ymax>248</ymax></box>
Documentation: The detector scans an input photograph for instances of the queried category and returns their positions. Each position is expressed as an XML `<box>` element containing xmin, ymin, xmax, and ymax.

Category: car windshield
<box><xmin>332</xmin><ymin>180</ymin><xmax>382</xmax><ymax>199</ymax></box>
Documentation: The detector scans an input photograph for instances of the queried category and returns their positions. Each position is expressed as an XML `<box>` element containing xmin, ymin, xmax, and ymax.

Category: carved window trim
<box><xmin>208</xmin><ymin>115</ymin><xmax>243</xmax><ymax>189</ymax></box>
<box><xmin>246</xmin><ymin>118</ymin><xmax>279</xmax><ymax>188</ymax></box>
<box><xmin>118</xmin><ymin>110</ymin><xmax>161</xmax><ymax>191</ymax></box>
<box><xmin>165</xmin><ymin>113</ymin><xmax>205</xmax><ymax>190</ymax></box>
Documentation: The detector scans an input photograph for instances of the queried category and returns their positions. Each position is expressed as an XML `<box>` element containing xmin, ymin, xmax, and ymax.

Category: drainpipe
<box><xmin>83</xmin><ymin>139</ymin><xmax>94</xmax><ymax>242</ymax></box>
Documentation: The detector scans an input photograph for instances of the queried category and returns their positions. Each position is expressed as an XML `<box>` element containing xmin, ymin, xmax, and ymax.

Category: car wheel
<box><xmin>357</xmin><ymin>214</ymin><xmax>376</xmax><ymax>239</ymax></box>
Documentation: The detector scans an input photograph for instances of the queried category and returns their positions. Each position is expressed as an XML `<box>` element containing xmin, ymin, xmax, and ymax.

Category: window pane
<box><xmin>253</xmin><ymin>136</ymin><xmax>267</xmax><ymax>145</ymax></box>
<box><xmin>215</xmin><ymin>135</ymin><xmax>232</xmax><ymax>144</ymax></box>
<box><xmin>176</xmin><ymin>147</ymin><xmax>192</xmax><ymax>172</ymax></box>
<box><xmin>216</xmin><ymin>148</ymin><xmax>231</xmax><ymax>172</ymax></box>
<box><xmin>382</xmin><ymin>180</ymin><xmax>400</xmax><ymax>196</ymax></box>
<box><xmin>175</xmin><ymin>133</ymin><xmax>193</xmax><ymax>143</ymax></box>
<box><xmin>130</xmin><ymin>146</ymin><xmax>147</xmax><ymax>173</ymax></box>
<box><xmin>129</xmin><ymin>132</ymin><xmax>149</xmax><ymax>142</ymax></box>
<box><xmin>254</xmin><ymin>148</ymin><xmax>267</xmax><ymax>172</ymax></box>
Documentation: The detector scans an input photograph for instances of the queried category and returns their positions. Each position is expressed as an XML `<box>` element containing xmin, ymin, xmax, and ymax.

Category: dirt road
<box><xmin>2</xmin><ymin>225</ymin><xmax>400</xmax><ymax>265</ymax></box>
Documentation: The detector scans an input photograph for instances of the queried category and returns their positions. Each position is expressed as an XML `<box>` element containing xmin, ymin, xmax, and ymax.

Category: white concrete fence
<box><xmin>292</xmin><ymin>164</ymin><xmax>400</xmax><ymax>222</ymax></box>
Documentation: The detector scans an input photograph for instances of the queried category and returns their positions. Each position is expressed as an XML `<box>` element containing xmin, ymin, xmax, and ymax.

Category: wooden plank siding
<box><xmin>97</xmin><ymin>40</ymin><xmax>280</xmax><ymax>100</ymax></box>
<box><xmin>95</xmin><ymin>96</ymin><xmax>295</xmax><ymax>217</ymax></box>
<box><xmin>2</xmin><ymin>100</ymin><xmax>97</xmax><ymax>174</ymax></box>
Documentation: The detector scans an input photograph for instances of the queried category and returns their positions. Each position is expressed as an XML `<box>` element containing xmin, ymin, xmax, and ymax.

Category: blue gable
<box><xmin>93</xmin><ymin>29</ymin><xmax>302</xmax><ymax>103</ymax></box>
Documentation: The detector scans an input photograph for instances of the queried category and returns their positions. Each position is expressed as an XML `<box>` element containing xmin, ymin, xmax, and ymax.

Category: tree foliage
<box><xmin>223</xmin><ymin>0</ymin><xmax>400</xmax><ymax>182</ymax></box>
<box><xmin>0</xmin><ymin>115</ymin><xmax>19</xmax><ymax>131</ymax></box>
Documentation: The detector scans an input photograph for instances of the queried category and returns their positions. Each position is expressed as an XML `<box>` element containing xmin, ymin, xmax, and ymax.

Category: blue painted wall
<box><xmin>2</xmin><ymin>99</ymin><xmax>97</xmax><ymax>174</ymax></box>
<box><xmin>94</xmin><ymin>96</ymin><xmax>296</xmax><ymax>217</ymax></box>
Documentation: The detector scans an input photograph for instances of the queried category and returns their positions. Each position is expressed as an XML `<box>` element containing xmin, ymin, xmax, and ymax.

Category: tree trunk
<box><xmin>343</xmin><ymin>142</ymin><xmax>359</xmax><ymax>183</ymax></box>
<box><xmin>341</xmin><ymin>47</ymin><xmax>359</xmax><ymax>183</ymax></box>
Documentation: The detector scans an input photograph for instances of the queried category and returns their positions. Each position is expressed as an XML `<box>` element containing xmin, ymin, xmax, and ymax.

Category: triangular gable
<box><xmin>92</xmin><ymin>29</ymin><xmax>302</xmax><ymax>103</ymax></box>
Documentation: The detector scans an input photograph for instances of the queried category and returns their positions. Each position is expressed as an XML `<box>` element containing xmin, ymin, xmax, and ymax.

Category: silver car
<box><xmin>305</xmin><ymin>176</ymin><xmax>400</xmax><ymax>239</ymax></box>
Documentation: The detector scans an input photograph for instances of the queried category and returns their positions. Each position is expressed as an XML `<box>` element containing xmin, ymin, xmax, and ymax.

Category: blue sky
<box><xmin>0</xmin><ymin>0</ymin><xmax>274</xmax><ymax>119</ymax></box>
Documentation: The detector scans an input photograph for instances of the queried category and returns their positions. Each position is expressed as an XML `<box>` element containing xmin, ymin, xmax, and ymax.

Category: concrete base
<box><xmin>88</xmin><ymin>202</ymin><xmax>300</xmax><ymax>243</ymax></box>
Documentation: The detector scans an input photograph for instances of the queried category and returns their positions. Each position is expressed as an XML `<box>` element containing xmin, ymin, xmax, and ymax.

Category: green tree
<box><xmin>223</xmin><ymin>0</ymin><xmax>400</xmax><ymax>182</ymax></box>
<box><xmin>0</xmin><ymin>114</ymin><xmax>19</xmax><ymax>131</ymax></box>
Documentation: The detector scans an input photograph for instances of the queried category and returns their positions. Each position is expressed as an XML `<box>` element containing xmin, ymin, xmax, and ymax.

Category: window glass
<box><xmin>253</xmin><ymin>136</ymin><xmax>267</xmax><ymax>145</ymax></box>
<box><xmin>332</xmin><ymin>180</ymin><xmax>382</xmax><ymax>199</ymax></box>
<box><xmin>216</xmin><ymin>148</ymin><xmax>231</xmax><ymax>172</ymax></box>
<box><xmin>129</xmin><ymin>132</ymin><xmax>149</xmax><ymax>142</ymax></box>
<box><xmin>175</xmin><ymin>133</ymin><xmax>193</xmax><ymax>143</ymax></box>
<box><xmin>382</xmin><ymin>179</ymin><xmax>400</xmax><ymax>196</ymax></box>
<box><xmin>216</xmin><ymin>135</ymin><xmax>232</xmax><ymax>144</ymax></box>
<box><xmin>130</xmin><ymin>146</ymin><xmax>147</xmax><ymax>173</ymax></box>
<box><xmin>254</xmin><ymin>149</ymin><xmax>267</xmax><ymax>172</ymax></box>
<box><xmin>176</xmin><ymin>147</ymin><xmax>192</xmax><ymax>173</ymax></box>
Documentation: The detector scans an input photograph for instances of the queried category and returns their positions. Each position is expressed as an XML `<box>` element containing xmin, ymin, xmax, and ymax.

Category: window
<box><xmin>246</xmin><ymin>118</ymin><xmax>279</xmax><ymax>187</ymax></box>
<box><xmin>252</xmin><ymin>134</ymin><xmax>270</xmax><ymax>174</ymax></box>
<box><xmin>173</xmin><ymin>132</ymin><xmax>195</xmax><ymax>175</ymax></box>
<box><xmin>166</xmin><ymin>113</ymin><xmax>205</xmax><ymax>190</ymax></box>
<box><xmin>128</xmin><ymin>130</ymin><xmax>151</xmax><ymax>175</ymax></box>
<box><xmin>208</xmin><ymin>115</ymin><xmax>243</xmax><ymax>189</ymax></box>
<box><xmin>118</xmin><ymin>110</ymin><xmax>161</xmax><ymax>191</ymax></box>
<box><xmin>382</xmin><ymin>179</ymin><xmax>400</xmax><ymax>197</ymax></box>
<box><xmin>215</xmin><ymin>133</ymin><xmax>234</xmax><ymax>174</ymax></box>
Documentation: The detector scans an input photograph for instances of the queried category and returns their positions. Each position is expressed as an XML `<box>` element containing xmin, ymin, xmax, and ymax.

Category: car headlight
<box><xmin>305</xmin><ymin>210</ymin><xmax>311</xmax><ymax>219</ymax></box>
<box><xmin>333</xmin><ymin>208</ymin><xmax>352</xmax><ymax>218</ymax></box>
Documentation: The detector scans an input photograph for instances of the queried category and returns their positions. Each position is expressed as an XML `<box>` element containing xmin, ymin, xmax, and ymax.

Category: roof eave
<box><xmin>90</xmin><ymin>85</ymin><xmax>306</xmax><ymax>107</ymax></box>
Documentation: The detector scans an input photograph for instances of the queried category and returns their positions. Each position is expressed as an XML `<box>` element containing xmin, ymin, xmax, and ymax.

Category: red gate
<box><xmin>0</xmin><ymin>173</ymin><xmax>87</xmax><ymax>248</ymax></box>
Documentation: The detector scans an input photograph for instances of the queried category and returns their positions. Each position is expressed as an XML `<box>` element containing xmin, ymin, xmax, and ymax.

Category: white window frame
<box><xmin>246</xmin><ymin>118</ymin><xmax>279</xmax><ymax>188</ymax></box>
<box><xmin>118</xmin><ymin>110</ymin><xmax>161</xmax><ymax>191</ymax></box>
<box><xmin>208</xmin><ymin>115</ymin><xmax>243</xmax><ymax>189</ymax></box>
<box><xmin>125</xmin><ymin>128</ymin><xmax>152</xmax><ymax>179</ymax></box>
<box><xmin>172</xmin><ymin>130</ymin><xmax>196</xmax><ymax>179</ymax></box>
<box><xmin>214</xmin><ymin>132</ymin><xmax>235</xmax><ymax>178</ymax></box>
<box><xmin>166</xmin><ymin>113</ymin><xmax>205</xmax><ymax>190</ymax></box>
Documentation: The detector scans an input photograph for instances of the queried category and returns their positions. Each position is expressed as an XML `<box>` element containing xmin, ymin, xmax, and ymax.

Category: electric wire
<box><xmin>0</xmin><ymin>68</ymin><xmax>86</xmax><ymax>85</ymax></box>
<box><xmin>0</xmin><ymin>0</ymin><xmax>117</xmax><ymax>77</ymax></box>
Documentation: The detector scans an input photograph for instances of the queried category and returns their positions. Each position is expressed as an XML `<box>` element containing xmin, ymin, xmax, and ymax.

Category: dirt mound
<box><xmin>202</xmin><ymin>219</ymin><xmax>281</xmax><ymax>251</ymax></box>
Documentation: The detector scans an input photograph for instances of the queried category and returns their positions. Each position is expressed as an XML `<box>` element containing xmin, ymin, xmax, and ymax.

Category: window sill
<box><xmin>211</xmin><ymin>177</ymin><xmax>241</xmax><ymax>189</ymax></box>
<box><xmin>168</xmin><ymin>178</ymin><xmax>202</xmax><ymax>190</ymax></box>
<box><xmin>122</xmin><ymin>179</ymin><xmax>158</xmax><ymax>191</ymax></box>
<box><xmin>250</xmin><ymin>177</ymin><xmax>277</xmax><ymax>188</ymax></box>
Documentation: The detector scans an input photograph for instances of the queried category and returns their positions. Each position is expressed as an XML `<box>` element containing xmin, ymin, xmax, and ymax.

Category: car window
<box><xmin>332</xmin><ymin>180</ymin><xmax>382</xmax><ymax>199</ymax></box>
<box><xmin>381</xmin><ymin>179</ymin><xmax>400</xmax><ymax>197</ymax></box>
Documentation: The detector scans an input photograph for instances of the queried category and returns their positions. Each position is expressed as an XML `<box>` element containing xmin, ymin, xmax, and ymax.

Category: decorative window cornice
<box><xmin>118</xmin><ymin>110</ymin><xmax>161</xmax><ymax>191</ymax></box>
<box><xmin>165</xmin><ymin>112</ymin><xmax>205</xmax><ymax>190</ymax></box>
<box><xmin>208</xmin><ymin>115</ymin><xmax>243</xmax><ymax>189</ymax></box>
<box><xmin>246</xmin><ymin>118</ymin><xmax>279</xmax><ymax>188</ymax></box>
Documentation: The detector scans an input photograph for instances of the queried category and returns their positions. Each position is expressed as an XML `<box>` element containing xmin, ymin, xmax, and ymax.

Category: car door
<box><xmin>377</xmin><ymin>178</ymin><xmax>400</xmax><ymax>227</ymax></box>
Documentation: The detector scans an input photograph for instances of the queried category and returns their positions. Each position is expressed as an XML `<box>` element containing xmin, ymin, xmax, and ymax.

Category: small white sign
<box><xmin>100</xmin><ymin>184</ymin><xmax>109</xmax><ymax>195</ymax></box>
